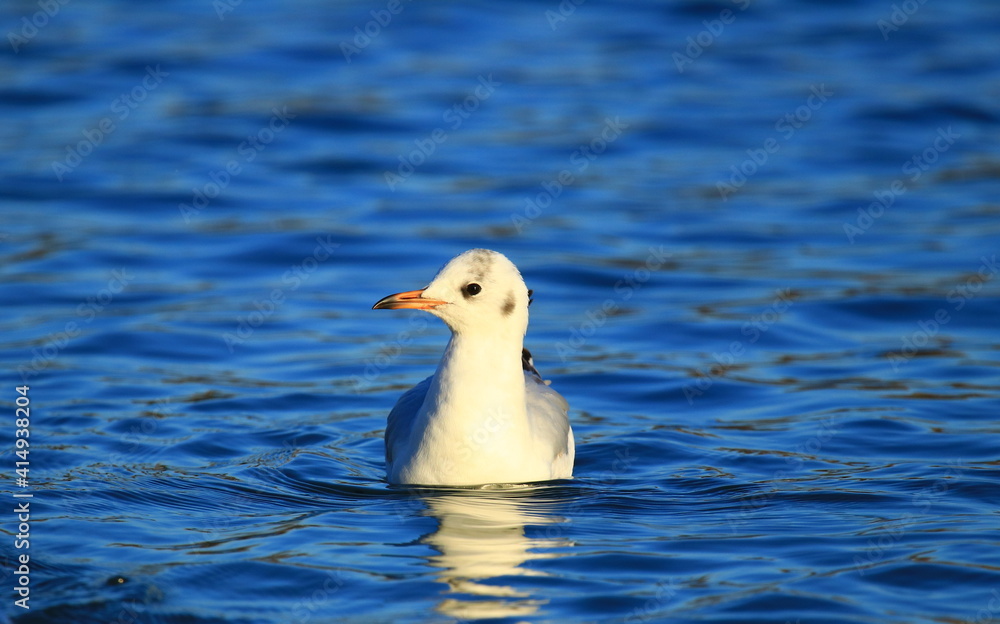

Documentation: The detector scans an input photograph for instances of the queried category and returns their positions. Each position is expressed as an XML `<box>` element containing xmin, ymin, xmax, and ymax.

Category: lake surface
<box><xmin>2</xmin><ymin>0</ymin><xmax>999</xmax><ymax>622</ymax></box>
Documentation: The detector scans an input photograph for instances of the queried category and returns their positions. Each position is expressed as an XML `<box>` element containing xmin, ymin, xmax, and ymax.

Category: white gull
<box><xmin>372</xmin><ymin>249</ymin><xmax>574</xmax><ymax>486</ymax></box>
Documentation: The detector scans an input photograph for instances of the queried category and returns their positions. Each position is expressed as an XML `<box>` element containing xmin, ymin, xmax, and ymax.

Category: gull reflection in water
<box><xmin>418</xmin><ymin>489</ymin><xmax>571</xmax><ymax>620</ymax></box>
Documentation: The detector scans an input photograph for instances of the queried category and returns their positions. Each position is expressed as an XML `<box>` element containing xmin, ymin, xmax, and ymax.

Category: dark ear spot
<box><xmin>502</xmin><ymin>291</ymin><xmax>515</xmax><ymax>317</ymax></box>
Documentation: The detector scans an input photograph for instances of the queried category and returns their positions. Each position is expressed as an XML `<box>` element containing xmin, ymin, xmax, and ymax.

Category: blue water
<box><xmin>2</xmin><ymin>0</ymin><xmax>1000</xmax><ymax>622</ymax></box>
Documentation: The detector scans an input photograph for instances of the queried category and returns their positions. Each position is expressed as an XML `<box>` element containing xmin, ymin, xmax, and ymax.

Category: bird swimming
<box><xmin>372</xmin><ymin>249</ymin><xmax>574</xmax><ymax>486</ymax></box>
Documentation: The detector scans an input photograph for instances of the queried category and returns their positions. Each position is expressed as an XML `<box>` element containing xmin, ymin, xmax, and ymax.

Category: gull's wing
<box><xmin>522</xmin><ymin>295</ymin><xmax>572</xmax><ymax>467</ymax></box>
<box><xmin>523</xmin><ymin>353</ymin><xmax>574</xmax><ymax>478</ymax></box>
<box><xmin>385</xmin><ymin>376</ymin><xmax>432</xmax><ymax>468</ymax></box>
<box><xmin>521</xmin><ymin>347</ymin><xmax>542</xmax><ymax>378</ymax></box>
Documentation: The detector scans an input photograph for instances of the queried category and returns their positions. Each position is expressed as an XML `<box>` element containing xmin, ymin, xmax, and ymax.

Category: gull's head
<box><xmin>372</xmin><ymin>249</ymin><xmax>531</xmax><ymax>336</ymax></box>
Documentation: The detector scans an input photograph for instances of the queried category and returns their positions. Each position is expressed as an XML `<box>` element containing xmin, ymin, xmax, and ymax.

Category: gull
<box><xmin>372</xmin><ymin>249</ymin><xmax>574</xmax><ymax>486</ymax></box>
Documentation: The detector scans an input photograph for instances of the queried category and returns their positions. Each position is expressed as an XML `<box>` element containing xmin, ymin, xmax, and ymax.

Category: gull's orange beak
<box><xmin>372</xmin><ymin>289</ymin><xmax>448</xmax><ymax>311</ymax></box>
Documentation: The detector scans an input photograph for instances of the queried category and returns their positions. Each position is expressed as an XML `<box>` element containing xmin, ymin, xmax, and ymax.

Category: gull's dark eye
<box><xmin>464</xmin><ymin>283</ymin><xmax>482</xmax><ymax>297</ymax></box>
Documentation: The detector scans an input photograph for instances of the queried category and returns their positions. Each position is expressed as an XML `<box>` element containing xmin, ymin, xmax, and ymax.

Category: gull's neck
<box><xmin>413</xmin><ymin>327</ymin><xmax>531</xmax><ymax>483</ymax></box>
<box><xmin>429</xmin><ymin>328</ymin><xmax>527</xmax><ymax>424</ymax></box>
